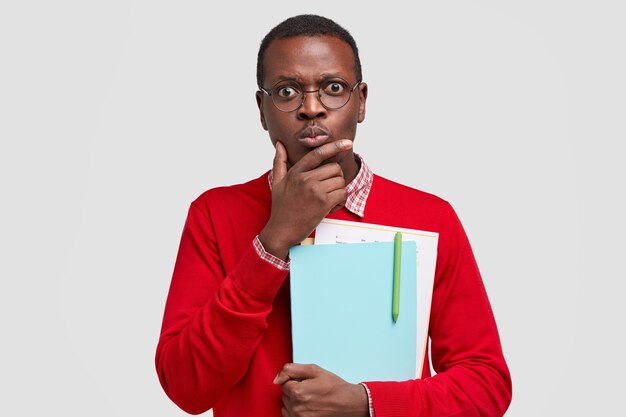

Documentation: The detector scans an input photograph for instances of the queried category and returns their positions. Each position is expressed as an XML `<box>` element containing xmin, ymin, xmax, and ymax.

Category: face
<box><xmin>256</xmin><ymin>35</ymin><xmax>368</xmax><ymax>171</ymax></box>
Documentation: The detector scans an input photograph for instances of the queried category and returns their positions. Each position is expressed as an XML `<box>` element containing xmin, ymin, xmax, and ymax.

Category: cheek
<box><xmin>265</xmin><ymin>113</ymin><xmax>295</xmax><ymax>138</ymax></box>
<box><xmin>335</xmin><ymin>112</ymin><xmax>360</xmax><ymax>138</ymax></box>
<box><xmin>264</xmin><ymin>119</ymin><xmax>306</xmax><ymax>163</ymax></box>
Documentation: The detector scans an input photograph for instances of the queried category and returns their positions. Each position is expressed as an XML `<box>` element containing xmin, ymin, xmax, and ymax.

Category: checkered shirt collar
<box><xmin>267</xmin><ymin>153</ymin><xmax>373</xmax><ymax>218</ymax></box>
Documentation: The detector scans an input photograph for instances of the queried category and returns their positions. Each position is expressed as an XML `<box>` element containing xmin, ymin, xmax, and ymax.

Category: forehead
<box><xmin>263</xmin><ymin>35</ymin><xmax>356</xmax><ymax>85</ymax></box>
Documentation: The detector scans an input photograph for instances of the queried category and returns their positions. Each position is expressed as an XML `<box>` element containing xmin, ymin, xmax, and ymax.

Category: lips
<box><xmin>297</xmin><ymin>125</ymin><xmax>331</xmax><ymax>148</ymax></box>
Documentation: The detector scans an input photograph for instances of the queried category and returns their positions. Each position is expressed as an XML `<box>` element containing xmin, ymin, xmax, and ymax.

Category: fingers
<box><xmin>281</xmin><ymin>380</ymin><xmax>301</xmax><ymax>414</ymax></box>
<box><xmin>273</xmin><ymin>363</ymin><xmax>321</xmax><ymax>385</ymax></box>
<box><xmin>327</xmin><ymin>188</ymin><xmax>348</xmax><ymax>210</ymax></box>
<box><xmin>306</xmin><ymin>162</ymin><xmax>344</xmax><ymax>182</ymax></box>
<box><xmin>277</xmin><ymin>364</ymin><xmax>355</xmax><ymax>417</ymax></box>
<box><xmin>272</xmin><ymin>141</ymin><xmax>288</xmax><ymax>187</ymax></box>
<box><xmin>319</xmin><ymin>176</ymin><xmax>346</xmax><ymax>194</ymax></box>
<box><xmin>307</xmin><ymin>179</ymin><xmax>347</xmax><ymax>213</ymax></box>
<box><xmin>329</xmin><ymin>203</ymin><xmax>345</xmax><ymax>213</ymax></box>
<box><xmin>302</xmin><ymin>178</ymin><xmax>346</xmax><ymax>213</ymax></box>
<box><xmin>293</xmin><ymin>140</ymin><xmax>352</xmax><ymax>173</ymax></box>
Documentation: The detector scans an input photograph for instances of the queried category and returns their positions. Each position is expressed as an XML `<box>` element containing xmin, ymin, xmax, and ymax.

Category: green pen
<box><xmin>392</xmin><ymin>232</ymin><xmax>402</xmax><ymax>323</ymax></box>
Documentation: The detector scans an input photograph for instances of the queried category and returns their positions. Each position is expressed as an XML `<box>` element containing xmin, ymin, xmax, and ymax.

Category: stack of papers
<box><xmin>289</xmin><ymin>219</ymin><xmax>439</xmax><ymax>383</ymax></box>
<box><xmin>290</xmin><ymin>241</ymin><xmax>417</xmax><ymax>383</ymax></box>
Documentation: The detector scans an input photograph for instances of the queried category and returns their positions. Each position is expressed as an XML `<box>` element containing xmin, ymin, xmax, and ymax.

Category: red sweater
<box><xmin>156</xmin><ymin>172</ymin><xmax>512</xmax><ymax>416</ymax></box>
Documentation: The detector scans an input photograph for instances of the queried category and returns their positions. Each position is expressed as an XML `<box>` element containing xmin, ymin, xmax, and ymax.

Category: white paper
<box><xmin>315</xmin><ymin>218</ymin><xmax>439</xmax><ymax>378</ymax></box>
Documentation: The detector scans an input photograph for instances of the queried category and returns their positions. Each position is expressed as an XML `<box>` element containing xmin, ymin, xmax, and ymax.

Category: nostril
<box><xmin>297</xmin><ymin>109</ymin><xmax>326</xmax><ymax>120</ymax></box>
<box><xmin>298</xmin><ymin>96</ymin><xmax>327</xmax><ymax>119</ymax></box>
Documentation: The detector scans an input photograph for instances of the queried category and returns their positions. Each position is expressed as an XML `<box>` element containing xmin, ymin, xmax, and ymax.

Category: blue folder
<box><xmin>289</xmin><ymin>241</ymin><xmax>417</xmax><ymax>383</ymax></box>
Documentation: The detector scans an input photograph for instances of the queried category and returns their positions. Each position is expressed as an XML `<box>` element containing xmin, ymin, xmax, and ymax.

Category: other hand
<box><xmin>273</xmin><ymin>363</ymin><xmax>369</xmax><ymax>417</ymax></box>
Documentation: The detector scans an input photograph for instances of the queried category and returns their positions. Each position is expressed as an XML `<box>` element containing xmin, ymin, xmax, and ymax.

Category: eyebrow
<box><xmin>271</xmin><ymin>72</ymin><xmax>349</xmax><ymax>85</ymax></box>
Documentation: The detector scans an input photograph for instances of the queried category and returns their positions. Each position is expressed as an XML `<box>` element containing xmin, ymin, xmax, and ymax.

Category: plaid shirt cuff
<box><xmin>253</xmin><ymin>235</ymin><xmax>290</xmax><ymax>271</ymax></box>
<box><xmin>360</xmin><ymin>383</ymin><xmax>375</xmax><ymax>417</ymax></box>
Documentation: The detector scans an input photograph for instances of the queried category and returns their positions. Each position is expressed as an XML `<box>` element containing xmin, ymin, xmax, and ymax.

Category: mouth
<box><xmin>297</xmin><ymin>125</ymin><xmax>331</xmax><ymax>148</ymax></box>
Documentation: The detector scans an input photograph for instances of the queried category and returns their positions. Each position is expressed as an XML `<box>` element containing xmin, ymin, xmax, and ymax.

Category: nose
<box><xmin>297</xmin><ymin>91</ymin><xmax>327</xmax><ymax>120</ymax></box>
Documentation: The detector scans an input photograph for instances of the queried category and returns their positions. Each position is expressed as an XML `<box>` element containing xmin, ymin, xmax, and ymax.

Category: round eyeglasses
<box><xmin>259</xmin><ymin>79</ymin><xmax>362</xmax><ymax>112</ymax></box>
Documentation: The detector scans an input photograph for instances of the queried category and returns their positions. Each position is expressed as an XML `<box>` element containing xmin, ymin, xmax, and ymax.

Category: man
<box><xmin>156</xmin><ymin>15</ymin><xmax>512</xmax><ymax>417</ymax></box>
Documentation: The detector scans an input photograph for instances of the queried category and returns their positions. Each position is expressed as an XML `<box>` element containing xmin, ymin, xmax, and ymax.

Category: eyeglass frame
<box><xmin>258</xmin><ymin>79</ymin><xmax>363</xmax><ymax>112</ymax></box>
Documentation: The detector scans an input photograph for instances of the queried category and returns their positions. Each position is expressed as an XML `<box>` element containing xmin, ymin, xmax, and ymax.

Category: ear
<box><xmin>357</xmin><ymin>82</ymin><xmax>368</xmax><ymax>123</ymax></box>
<box><xmin>255</xmin><ymin>90</ymin><xmax>268</xmax><ymax>131</ymax></box>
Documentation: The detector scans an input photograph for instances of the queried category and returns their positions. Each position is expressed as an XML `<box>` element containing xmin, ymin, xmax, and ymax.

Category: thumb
<box><xmin>273</xmin><ymin>363</ymin><xmax>321</xmax><ymax>385</ymax></box>
<box><xmin>272</xmin><ymin>141</ymin><xmax>288</xmax><ymax>186</ymax></box>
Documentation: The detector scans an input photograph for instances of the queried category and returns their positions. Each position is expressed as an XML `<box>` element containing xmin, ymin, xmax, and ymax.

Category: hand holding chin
<box><xmin>259</xmin><ymin>140</ymin><xmax>351</xmax><ymax>260</ymax></box>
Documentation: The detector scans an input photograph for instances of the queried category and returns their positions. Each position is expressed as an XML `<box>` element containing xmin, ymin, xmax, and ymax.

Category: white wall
<box><xmin>1</xmin><ymin>1</ymin><xmax>624</xmax><ymax>415</ymax></box>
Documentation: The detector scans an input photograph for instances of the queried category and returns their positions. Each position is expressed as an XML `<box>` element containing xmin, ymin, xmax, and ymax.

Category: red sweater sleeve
<box><xmin>155</xmin><ymin>202</ymin><xmax>288</xmax><ymax>415</ymax></box>
<box><xmin>365</xmin><ymin>203</ymin><xmax>512</xmax><ymax>416</ymax></box>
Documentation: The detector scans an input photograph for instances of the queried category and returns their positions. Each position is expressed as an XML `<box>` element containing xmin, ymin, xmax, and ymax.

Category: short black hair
<box><xmin>256</xmin><ymin>14</ymin><xmax>362</xmax><ymax>88</ymax></box>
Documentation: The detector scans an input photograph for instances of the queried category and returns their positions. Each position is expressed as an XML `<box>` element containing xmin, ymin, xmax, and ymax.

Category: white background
<box><xmin>1</xmin><ymin>1</ymin><xmax>624</xmax><ymax>415</ymax></box>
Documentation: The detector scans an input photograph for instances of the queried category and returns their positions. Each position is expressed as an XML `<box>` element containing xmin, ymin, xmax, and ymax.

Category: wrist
<box><xmin>258</xmin><ymin>227</ymin><xmax>289</xmax><ymax>261</ymax></box>
<box><xmin>350</xmin><ymin>383</ymin><xmax>370</xmax><ymax>417</ymax></box>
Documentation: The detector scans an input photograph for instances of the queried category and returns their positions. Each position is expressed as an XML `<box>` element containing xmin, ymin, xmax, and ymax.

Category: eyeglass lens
<box><xmin>270</xmin><ymin>80</ymin><xmax>357</xmax><ymax>112</ymax></box>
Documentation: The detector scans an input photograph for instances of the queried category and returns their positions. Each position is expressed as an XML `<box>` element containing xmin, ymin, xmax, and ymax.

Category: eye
<box><xmin>276</xmin><ymin>86</ymin><xmax>300</xmax><ymax>98</ymax></box>
<box><xmin>323</xmin><ymin>82</ymin><xmax>346</xmax><ymax>95</ymax></box>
